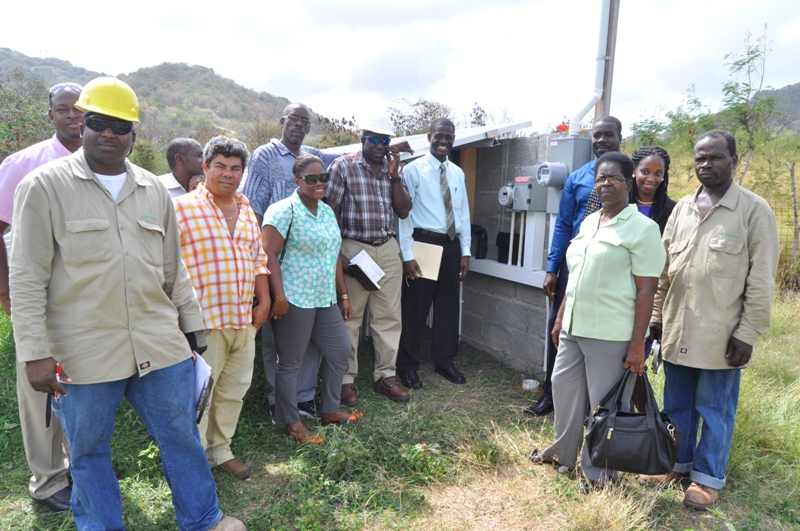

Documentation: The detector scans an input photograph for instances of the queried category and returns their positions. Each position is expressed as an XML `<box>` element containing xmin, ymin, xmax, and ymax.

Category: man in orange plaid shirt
<box><xmin>174</xmin><ymin>136</ymin><xmax>270</xmax><ymax>481</ymax></box>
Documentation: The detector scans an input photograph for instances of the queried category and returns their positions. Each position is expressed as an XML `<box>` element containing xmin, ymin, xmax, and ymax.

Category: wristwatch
<box><xmin>390</xmin><ymin>178</ymin><xmax>402</xmax><ymax>184</ymax></box>
<box><xmin>340</xmin><ymin>294</ymin><xmax>350</xmax><ymax>300</ymax></box>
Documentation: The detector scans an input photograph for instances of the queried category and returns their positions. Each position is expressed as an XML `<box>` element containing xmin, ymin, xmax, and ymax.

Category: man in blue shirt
<box><xmin>242</xmin><ymin>103</ymin><xmax>343</xmax><ymax>422</ymax></box>
<box><xmin>525</xmin><ymin>116</ymin><xmax>622</xmax><ymax>416</ymax></box>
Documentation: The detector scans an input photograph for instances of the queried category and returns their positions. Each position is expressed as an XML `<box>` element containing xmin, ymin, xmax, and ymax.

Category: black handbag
<box><xmin>584</xmin><ymin>369</ymin><xmax>682</xmax><ymax>475</ymax></box>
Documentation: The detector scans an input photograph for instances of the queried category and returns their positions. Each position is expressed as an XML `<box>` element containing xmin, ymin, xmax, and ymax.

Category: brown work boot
<box><xmin>340</xmin><ymin>384</ymin><xmax>359</xmax><ymax>407</ymax></box>
<box><xmin>210</xmin><ymin>515</ymin><xmax>247</xmax><ymax>530</ymax></box>
<box><xmin>638</xmin><ymin>471</ymin><xmax>689</xmax><ymax>489</ymax></box>
<box><xmin>373</xmin><ymin>376</ymin><xmax>411</xmax><ymax>403</ymax></box>
<box><xmin>683</xmin><ymin>481</ymin><xmax>719</xmax><ymax>511</ymax></box>
<box><xmin>218</xmin><ymin>458</ymin><xmax>251</xmax><ymax>481</ymax></box>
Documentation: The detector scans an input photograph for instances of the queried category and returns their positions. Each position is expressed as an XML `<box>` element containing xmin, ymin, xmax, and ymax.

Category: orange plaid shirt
<box><xmin>174</xmin><ymin>185</ymin><xmax>269</xmax><ymax>330</ymax></box>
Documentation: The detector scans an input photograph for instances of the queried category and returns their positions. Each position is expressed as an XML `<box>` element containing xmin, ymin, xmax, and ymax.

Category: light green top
<box><xmin>563</xmin><ymin>204</ymin><xmax>666</xmax><ymax>341</ymax></box>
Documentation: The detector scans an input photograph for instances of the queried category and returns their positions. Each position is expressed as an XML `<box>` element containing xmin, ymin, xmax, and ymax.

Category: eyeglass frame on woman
<box><xmin>83</xmin><ymin>115</ymin><xmax>134</xmax><ymax>136</ymax></box>
<box><xmin>594</xmin><ymin>175</ymin><xmax>628</xmax><ymax>185</ymax></box>
<box><xmin>298</xmin><ymin>172</ymin><xmax>331</xmax><ymax>185</ymax></box>
<box><xmin>366</xmin><ymin>136</ymin><xmax>391</xmax><ymax>146</ymax></box>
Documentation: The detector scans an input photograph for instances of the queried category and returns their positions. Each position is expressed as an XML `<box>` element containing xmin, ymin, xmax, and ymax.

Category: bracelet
<box><xmin>340</xmin><ymin>294</ymin><xmax>350</xmax><ymax>300</ymax></box>
<box><xmin>390</xmin><ymin>178</ymin><xmax>402</xmax><ymax>184</ymax></box>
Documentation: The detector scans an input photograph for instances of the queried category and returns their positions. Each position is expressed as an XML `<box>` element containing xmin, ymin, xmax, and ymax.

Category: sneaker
<box><xmin>298</xmin><ymin>399</ymin><xmax>321</xmax><ymax>419</ymax></box>
<box><xmin>373</xmin><ymin>376</ymin><xmax>410</xmax><ymax>403</ymax></box>
<box><xmin>683</xmin><ymin>481</ymin><xmax>719</xmax><ymax>511</ymax></box>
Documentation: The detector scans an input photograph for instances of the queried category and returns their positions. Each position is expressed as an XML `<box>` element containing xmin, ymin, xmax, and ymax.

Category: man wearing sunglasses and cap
<box><xmin>324</xmin><ymin>117</ymin><xmax>413</xmax><ymax>406</ymax></box>
<box><xmin>9</xmin><ymin>77</ymin><xmax>245</xmax><ymax>530</ymax></box>
<box><xmin>243</xmin><ymin>103</ymin><xmax>344</xmax><ymax>425</ymax></box>
<box><xmin>0</xmin><ymin>81</ymin><xmax>83</xmax><ymax>512</ymax></box>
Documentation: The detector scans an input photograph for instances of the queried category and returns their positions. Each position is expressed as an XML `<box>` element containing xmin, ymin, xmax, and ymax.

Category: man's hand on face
<box><xmin>26</xmin><ymin>357</ymin><xmax>71</xmax><ymax>395</ymax></box>
<box><xmin>725</xmin><ymin>336</ymin><xmax>753</xmax><ymax>368</ymax></box>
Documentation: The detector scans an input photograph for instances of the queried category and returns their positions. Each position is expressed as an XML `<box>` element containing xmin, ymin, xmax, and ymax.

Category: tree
<box><xmin>469</xmin><ymin>103</ymin><xmax>489</xmax><ymax>127</ymax></box>
<box><xmin>630</xmin><ymin>107</ymin><xmax>667</xmax><ymax>146</ymax></box>
<box><xmin>0</xmin><ymin>68</ymin><xmax>51</xmax><ymax>163</ymax></box>
<box><xmin>663</xmin><ymin>86</ymin><xmax>715</xmax><ymax>181</ymax></box>
<box><xmin>387</xmin><ymin>98</ymin><xmax>457</xmax><ymax>136</ymax></box>
<box><xmin>307</xmin><ymin>116</ymin><xmax>361</xmax><ymax>149</ymax></box>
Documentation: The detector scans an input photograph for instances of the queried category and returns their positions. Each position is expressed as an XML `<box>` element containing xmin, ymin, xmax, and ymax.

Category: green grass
<box><xmin>1</xmin><ymin>298</ymin><xmax>800</xmax><ymax>530</ymax></box>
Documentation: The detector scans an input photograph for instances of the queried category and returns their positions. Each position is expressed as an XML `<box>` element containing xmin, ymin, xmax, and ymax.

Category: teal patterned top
<box><xmin>263</xmin><ymin>191</ymin><xmax>342</xmax><ymax>308</ymax></box>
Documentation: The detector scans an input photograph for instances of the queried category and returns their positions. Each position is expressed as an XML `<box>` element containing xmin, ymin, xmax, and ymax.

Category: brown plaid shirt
<box><xmin>325</xmin><ymin>151</ymin><xmax>407</xmax><ymax>242</ymax></box>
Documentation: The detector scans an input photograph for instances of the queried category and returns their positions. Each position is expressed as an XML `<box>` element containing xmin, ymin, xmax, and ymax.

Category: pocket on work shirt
<box><xmin>706</xmin><ymin>237</ymin><xmax>743</xmax><ymax>279</ymax></box>
<box><xmin>64</xmin><ymin>218</ymin><xmax>113</xmax><ymax>265</ymax></box>
<box><xmin>137</xmin><ymin>220</ymin><xmax>165</xmax><ymax>266</ymax></box>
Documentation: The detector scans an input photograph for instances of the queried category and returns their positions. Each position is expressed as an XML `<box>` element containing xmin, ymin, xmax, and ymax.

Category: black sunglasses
<box><xmin>84</xmin><ymin>115</ymin><xmax>134</xmax><ymax>135</ymax></box>
<box><xmin>299</xmin><ymin>172</ymin><xmax>330</xmax><ymax>184</ymax></box>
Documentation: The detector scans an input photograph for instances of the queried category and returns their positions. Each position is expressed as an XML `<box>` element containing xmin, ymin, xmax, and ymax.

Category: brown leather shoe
<box><xmin>638</xmin><ymin>471</ymin><xmax>690</xmax><ymax>489</ymax></box>
<box><xmin>683</xmin><ymin>481</ymin><xmax>719</xmax><ymax>511</ymax></box>
<box><xmin>341</xmin><ymin>384</ymin><xmax>359</xmax><ymax>406</ymax></box>
<box><xmin>210</xmin><ymin>515</ymin><xmax>247</xmax><ymax>531</ymax></box>
<box><xmin>218</xmin><ymin>458</ymin><xmax>251</xmax><ymax>481</ymax></box>
<box><xmin>373</xmin><ymin>376</ymin><xmax>410</xmax><ymax>403</ymax></box>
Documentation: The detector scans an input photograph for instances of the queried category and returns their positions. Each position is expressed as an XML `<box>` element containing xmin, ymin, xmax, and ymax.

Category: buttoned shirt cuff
<box><xmin>15</xmin><ymin>340</ymin><xmax>53</xmax><ymax>364</ymax></box>
<box><xmin>178</xmin><ymin>313</ymin><xmax>206</xmax><ymax>335</ymax></box>
<box><xmin>732</xmin><ymin>322</ymin><xmax>758</xmax><ymax>347</ymax></box>
<box><xmin>546</xmin><ymin>260</ymin><xmax>560</xmax><ymax>274</ymax></box>
<box><xmin>401</xmin><ymin>247</ymin><xmax>415</xmax><ymax>261</ymax></box>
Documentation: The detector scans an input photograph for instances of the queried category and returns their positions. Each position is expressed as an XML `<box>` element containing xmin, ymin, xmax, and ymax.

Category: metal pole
<box><xmin>594</xmin><ymin>0</ymin><xmax>620</xmax><ymax>121</ymax></box>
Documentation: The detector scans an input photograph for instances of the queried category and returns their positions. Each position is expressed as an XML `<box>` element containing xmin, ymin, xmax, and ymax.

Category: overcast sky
<box><xmin>3</xmin><ymin>0</ymin><xmax>799</xmax><ymax>135</ymax></box>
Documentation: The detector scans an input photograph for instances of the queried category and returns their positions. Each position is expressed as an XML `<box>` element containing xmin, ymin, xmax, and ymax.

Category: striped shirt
<box><xmin>174</xmin><ymin>184</ymin><xmax>269</xmax><ymax>330</ymax></box>
<box><xmin>325</xmin><ymin>151</ymin><xmax>407</xmax><ymax>242</ymax></box>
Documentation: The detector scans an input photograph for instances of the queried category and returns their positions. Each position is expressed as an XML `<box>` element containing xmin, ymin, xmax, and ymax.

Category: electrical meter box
<box><xmin>543</xmin><ymin>137</ymin><xmax>592</xmax><ymax>213</ymax></box>
<box><xmin>511</xmin><ymin>176</ymin><xmax>547</xmax><ymax>211</ymax></box>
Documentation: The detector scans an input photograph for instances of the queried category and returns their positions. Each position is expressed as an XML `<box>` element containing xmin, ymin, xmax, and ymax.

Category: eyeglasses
<box><xmin>285</xmin><ymin>114</ymin><xmax>311</xmax><ymax>126</ymax></box>
<box><xmin>594</xmin><ymin>176</ymin><xmax>627</xmax><ymax>185</ymax></box>
<box><xmin>299</xmin><ymin>172</ymin><xmax>330</xmax><ymax>185</ymax></box>
<box><xmin>49</xmin><ymin>82</ymin><xmax>83</xmax><ymax>95</ymax></box>
<box><xmin>84</xmin><ymin>115</ymin><xmax>134</xmax><ymax>135</ymax></box>
<box><xmin>366</xmin><ymin>136</ymin><xmax>391</xmax><ymax>146</ymax></box>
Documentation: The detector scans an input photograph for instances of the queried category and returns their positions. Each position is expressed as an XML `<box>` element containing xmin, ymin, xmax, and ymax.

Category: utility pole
<box><xmin>594</xmin><ymin>0</ymin><xmax>620</xmax><ymax>121</ymax></box>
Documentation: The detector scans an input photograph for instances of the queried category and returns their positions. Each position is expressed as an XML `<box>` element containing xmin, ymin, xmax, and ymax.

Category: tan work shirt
<box><xmin>10</xmin><ymin>150</ymin><xmax>204</xmax><ymax>384</ymax></box>
<box><xmin>652</xmin><ymin>182</ymin><xmax>779</xmax><ymax>370</ymax></box>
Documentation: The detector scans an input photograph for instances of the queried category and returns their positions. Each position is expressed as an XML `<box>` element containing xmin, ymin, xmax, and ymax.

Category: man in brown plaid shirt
<box><xmin>325</xmin><ymin>118</ymin><xmax>412</xmax><ymax>405</ymax></box>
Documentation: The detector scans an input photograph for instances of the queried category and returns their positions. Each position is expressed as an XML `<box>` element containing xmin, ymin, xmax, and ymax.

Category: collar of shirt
<box><xmin>424</xmin><ymin>152</ymin><xmax>450</xmax><ymax>171</ymax></box>
<box><xmin>689</xmin><ymin>181</ymin><xmax>741</xmax><ymax>214</ymax></box>
<box><xmin>195</xmin><ymin>183</ymin><xmax>250</xmax><ymax>213</ymax></box>
<box><xmin>354</xmin><ymin>150</ymin><xmax>390</xmax><ymax>177</ymax></box>
<box><xmin>51</xmin><ymin>135</ymin><xmax>73</xmax><ymax>158</ymax></box>
<box><xmin>69</xmin><ymin>150</ymin><xmax>152</xmax><ymax>188</ymax></box>
<box><xmin>159</xmin><ymin>172</ymin><xmax>186</xmax><ymax>193</ymax></box>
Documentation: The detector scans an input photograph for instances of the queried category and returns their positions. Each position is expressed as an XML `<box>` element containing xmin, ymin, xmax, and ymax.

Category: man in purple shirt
<box><xmin>0</xmin><ymin>82</ymin><xmax>83</xmax><ymax>512</ymax></box>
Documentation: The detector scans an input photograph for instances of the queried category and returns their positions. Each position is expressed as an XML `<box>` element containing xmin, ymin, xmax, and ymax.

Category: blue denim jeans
<box><xmin>52</xmin><ymin>359</ymin><xmax>223</xmax><ymax>531</ymax></box>
<box><xmin>663</xmin><ymin>361</ymin><xmax>741</xmax><ymax>490</ymax></box>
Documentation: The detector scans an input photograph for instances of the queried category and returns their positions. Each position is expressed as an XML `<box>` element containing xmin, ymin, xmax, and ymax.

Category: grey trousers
<box><xmin>543</xmin><ymin>331</ymin><xmax>629</xmax><ymax>484</ymax></box>
<box><xmin>261</xmin><ymin>322</ymin><xmax>321</xmax><ymax>406</ymax></box>
<box><xmin>273</xmin><ymin>303</ymin><xmax>351</xmax><ymax>425</ymax></box>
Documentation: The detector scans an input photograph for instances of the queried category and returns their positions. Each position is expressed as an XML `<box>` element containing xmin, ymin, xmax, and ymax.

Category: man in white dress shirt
<box><xmin>159</xmin><ymin>138</ymin><xmax>204</xmax><ymax>198</ymax></box>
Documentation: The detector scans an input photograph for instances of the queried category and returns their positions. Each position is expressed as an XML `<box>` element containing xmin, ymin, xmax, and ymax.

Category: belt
<box><xmin>353</xmin><ymin>235</ymin><xmax>392</xmax><ymax>247</ymax></box>
<box><xmin>418</xmin><ymin>229</ymin><xmax>454</xmax><ymax>241</ymax></box>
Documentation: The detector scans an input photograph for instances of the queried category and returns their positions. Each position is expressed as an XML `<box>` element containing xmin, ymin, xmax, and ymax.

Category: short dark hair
<box><xmin>430</xmin><ymin>117</ymin><xmax>455</xmax><ymax>133</ymax></box>
<box><xmin>292</xmin><ymin>154</ymin><xmax>324</xmax><ymax>177</ymax></box>
<box><xmin>696</xmin><ymin>129</ymin><xmax>737</xmax><ymax>157</ymax></box>
<box><xmin>595</xmin><ymin>115</ymin><xmax>622</xmax><ymax>136</ymax></box>
<box><xmin>203</xmin><ymin>136</ymin><xmax>249</xmax><ymax>171</ymax></box>
<box><xmin>165</xmin><ymin>138</ymin><xmax>201</xmax><ymax>171</ymax></box>
<box><xmin>594</xmin><ymin>151</ymin><xmax>634</xmax><ymax>180</ymax></box>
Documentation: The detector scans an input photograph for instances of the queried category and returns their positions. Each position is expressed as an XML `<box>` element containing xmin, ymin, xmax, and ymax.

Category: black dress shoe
<box><xmin>34</xmin><ymin>485</ymin><xmax>71</xmax><ymax>512</ymax></box>
<box><xmin>398</xmin><ymin>369</ymin><xmax>422</xmax><ymax>389</ymax></box>
<box><xmin>434</xmin><ymin>366</ymin><xmax>466</xmax><ymax>384</ymax></box>
<box><xmin>524</xmin><ymin>394</ymin><xmax>554</xmax><ymax>416</ymax></box>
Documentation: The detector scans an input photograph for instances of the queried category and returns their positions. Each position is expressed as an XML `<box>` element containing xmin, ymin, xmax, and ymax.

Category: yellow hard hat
<box><xmin>75</xmin><ymin>77</ymin><xmax>140</xmax><ymax>123</ymax></box>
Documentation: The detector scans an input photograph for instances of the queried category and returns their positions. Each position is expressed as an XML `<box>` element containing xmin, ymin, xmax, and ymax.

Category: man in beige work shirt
<box><xmin>10</xmin><ymin>77</ymin><xmax>244</xmax><ymax>531</ymax></box>
<box><xmin>641</xmin><ymin>130</ymin><xmax>779</xmax><ymax>512</ymax></box>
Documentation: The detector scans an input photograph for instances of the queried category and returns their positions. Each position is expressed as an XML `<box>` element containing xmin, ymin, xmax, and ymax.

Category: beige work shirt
<box><xmin>652</xmin><ymin>182</ymin><xmax>779</xmax><ymax>370</ymax></box>
<box><xmin>10</xmin><ymin>150</ymin><xmax>204</xmax><ymax>384</ymax></box>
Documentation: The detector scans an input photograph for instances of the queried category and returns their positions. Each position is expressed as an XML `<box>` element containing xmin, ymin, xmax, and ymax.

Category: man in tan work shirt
<box><xmin>641</xmin><ymin>130</ymin><xmax>779</xmax><ymax>512</ymax></box>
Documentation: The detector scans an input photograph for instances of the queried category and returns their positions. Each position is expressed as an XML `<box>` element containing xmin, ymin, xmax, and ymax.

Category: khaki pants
<box><xmin>17</xmin><ymin>360</ymin><xmax>70</xmax><ymax>499</ymax></box>
<box><xmin>199</xmin><ymin>326</ymin><xmax>256</xmax><ymax>467</ymax></box>
<box><xmin>340</xmin><ymin>237</ymin><xmax>403</xmax><ymax>384</ymax></box>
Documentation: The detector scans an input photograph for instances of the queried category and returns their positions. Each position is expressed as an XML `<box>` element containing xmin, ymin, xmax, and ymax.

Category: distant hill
<box><xmin>0</xmin><ymin>48</ymin><xmax>107</xmax><ymax>86</ymax></box>
<box><xmin>762</xmin><ymin>82</ymin><xmax>800</xmax><ymax>132</ymax></box>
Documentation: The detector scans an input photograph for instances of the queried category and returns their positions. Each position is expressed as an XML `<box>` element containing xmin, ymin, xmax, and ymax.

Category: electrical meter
<box><xmin>535</xmin><ymin>162</ymin><xmax>569</xmax><ymax>188</ymax></box>
<box><xmin>497</xmin><ymin>184</ymin><xmax>513</xmax><ymax>207</ymax></box>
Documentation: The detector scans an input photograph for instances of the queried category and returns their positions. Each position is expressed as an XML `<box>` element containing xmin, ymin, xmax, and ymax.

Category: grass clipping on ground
<box><xmin>1</xmin><ymin>294</ymin><xmax>799</xmax><ymax>530</ymax></box>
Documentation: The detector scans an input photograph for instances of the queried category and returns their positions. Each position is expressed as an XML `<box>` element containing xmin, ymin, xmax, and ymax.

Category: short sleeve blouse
<box><xmin>263</xmin><ymin>192</ymin><xmax>342</xmax><ymax>308</ymax></box>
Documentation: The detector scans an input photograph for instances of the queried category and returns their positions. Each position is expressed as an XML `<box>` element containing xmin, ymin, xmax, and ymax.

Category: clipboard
<box><xmin>412</xmin><ymin>241</ymin><xmax>444</xmax><ymax>280</ymax></box>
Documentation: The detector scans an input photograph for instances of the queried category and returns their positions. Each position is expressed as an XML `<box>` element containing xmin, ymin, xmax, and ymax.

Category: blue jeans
<box><xmin>52</xmin><ymin>359</ymin><xmax>223</xmax><ymax>531</ymax></box>
<box><xmin>663</xmin><ymin>361</ymin><xmax>741</xmax><ymax>490</ymax></box>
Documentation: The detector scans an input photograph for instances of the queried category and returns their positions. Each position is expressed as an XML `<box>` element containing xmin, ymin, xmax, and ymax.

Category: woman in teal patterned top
<box><xmin>263</xmin><ymin>155</ymin><xmax>362</xmax><ymax>443</ymax></box>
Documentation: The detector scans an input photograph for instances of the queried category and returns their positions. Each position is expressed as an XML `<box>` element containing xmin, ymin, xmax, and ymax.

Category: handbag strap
<box><xmin>278</xmin><ymin>204</ymin><xmax>294</xmax><ymax>265</ymax></box>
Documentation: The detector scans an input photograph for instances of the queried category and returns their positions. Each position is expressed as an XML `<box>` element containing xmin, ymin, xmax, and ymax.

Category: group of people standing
<box><xmin>529</xmin><ymin>117</ymin><xmax>779</xmax><ymax>511</ymax></box>
<box><xmin>1</xmin><ymin>77</ymin><xmax>473</xmax><ymax>530</ymax></box>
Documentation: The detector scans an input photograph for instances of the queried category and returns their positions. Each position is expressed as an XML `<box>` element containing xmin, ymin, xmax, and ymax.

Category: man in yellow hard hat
<box><xmin>9</xmin><ymin>77</ymin><xmax>245</xmax><ymax>531</ymax></box>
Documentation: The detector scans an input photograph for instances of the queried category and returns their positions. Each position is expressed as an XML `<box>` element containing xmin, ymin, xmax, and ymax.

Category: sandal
<box><xmin>285</xmin><ymin>423</ymin><xmax>324</xmax><ymax>444</ymax></box>
<box><xmin>321</xmin><ymin>411</ymin><xmax>364</xmax><ymax>426</ymax></box>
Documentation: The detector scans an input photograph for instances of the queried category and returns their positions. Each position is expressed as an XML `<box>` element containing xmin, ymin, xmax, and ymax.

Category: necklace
<box><xmin>224</xmin><ymin>200</ymin><xmax>239</xmax><ymax>221</ymax></box>
<box><xmin>637</xmin><ymin>199</ymin><xmax>654</xmax><ymax>205</ymax></box>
